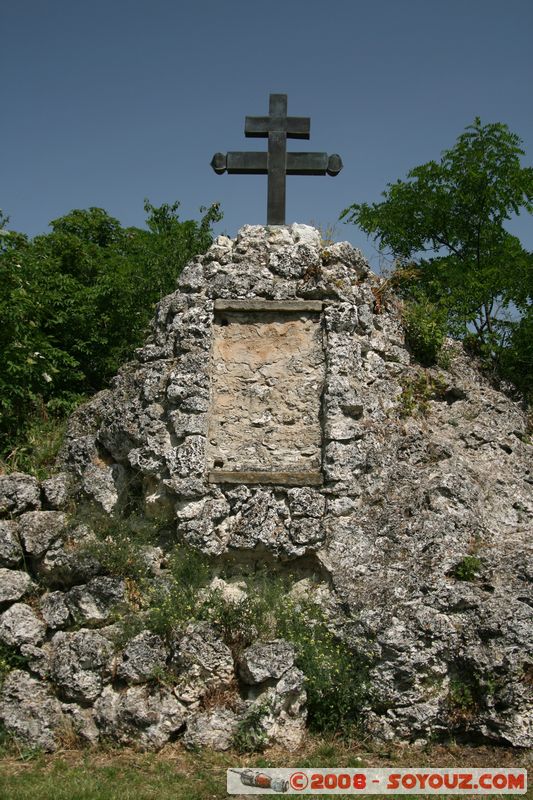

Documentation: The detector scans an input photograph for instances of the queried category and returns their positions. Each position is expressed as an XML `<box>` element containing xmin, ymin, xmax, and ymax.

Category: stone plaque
<box><xmin>207</xmin><ymin>300</ymin><xmax>325</xmax><ymax>484</ymax></box>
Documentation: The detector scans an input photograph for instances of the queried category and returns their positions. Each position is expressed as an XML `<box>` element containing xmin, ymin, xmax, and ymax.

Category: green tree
<box><xmin>0</xmin><ymin>201</ymin><xmax>222</xmax><ymax>460</ymax></box>
<box><xmin>341</xmin><ymin>119</ymin><xmax>533</xmax><ymax>395</ymax></box>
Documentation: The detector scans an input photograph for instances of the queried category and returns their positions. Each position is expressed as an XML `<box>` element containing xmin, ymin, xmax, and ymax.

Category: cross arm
<box><xmin>245</xmin><ymin>116</ymin><xmax>310</xmax><ymax>139</ymax></box>
<box><xmin>287</xmin><ymin>153</ymin><xmax>343</xmax><ymax>176</ymax></box>
<box><xmin>211</xmin><ymin>152</ymin><xmax>267</xmax><ymax>174</ymax></box>
<box><xmin>211</xmin><ymin>151</ymin><xmax>342</xmax><ymax>176</ymax></box>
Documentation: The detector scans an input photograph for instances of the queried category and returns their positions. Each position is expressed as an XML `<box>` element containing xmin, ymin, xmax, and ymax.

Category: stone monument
<box><xmin>0</xmin><ymin>98</ymin><xmax>531</xmax><ymax>752</ymax></box>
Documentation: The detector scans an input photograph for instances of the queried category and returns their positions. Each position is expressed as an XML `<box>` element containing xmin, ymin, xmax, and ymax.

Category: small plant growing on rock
<box><xmin>0</xmin><ymin>643</ymin><xmax>28</xmax><ymax>686</ymax></box>
<box><xmin>83</xmin><ymin>516</ymin><xmax>154</xmax><ymax>583</ymax></box>
<box><xmin>146</xmin><ymin>544</ymin><xmax>213</xmax><ymax>636</ymax></box>
<box><xmin>167</xmin><ymin>544</ymin><xmax>211</xmax><ymax>595</ymax></box>
<box><xmin>399</xmin><ymin>371</ymin><xmax>448</xmax><ymax>417</ymax></box>
<box><xmin>453</xmin><ymin>555</ymin><xmax>482</xmax><ymax>582</ymax></box>
<box><xmin>446</xmin><ymin>675</ymin><xmax>481</xmax><ymax>728</ymax></box>
<box><xmin>201</xmin><ymin>590</ymin><xmax>264</xmax><ymax>651</ymax></box>
<box><xmin>80</xmin><ymin>525</ymin><xmax>373</xmax><ymax>742</ymax></box>
<box><xmin>150</xmin><ymin>564</ymin><xmax>372</xmax><ymax>739</ymax></box>
<box><xmin>203</xmin><ymin>578</ymin><xmax>371</xmax><ymax>739</ymax></box>
<box><xmin>232</xmin><ymin>700</ymin><xmax>272</xmax><ymax>754</ymax></box>
<box><xmin>308</xmin><ymin>220</ymin><xmax>338</xmax><ymax>248</ymax></box>
<box><xmin>449</xmin><ymin>680</ymin><xmax>475</xmax><ymax>712</ymax></box>
<box><xmin>146</xmin><ymin>664</ymin><xmax>178</xmax><ymax>688</ymax></box>
<box><xmin>275</xmin><ymin>600</ymin><xmax>370</xmax><ymax>738</ymax></box>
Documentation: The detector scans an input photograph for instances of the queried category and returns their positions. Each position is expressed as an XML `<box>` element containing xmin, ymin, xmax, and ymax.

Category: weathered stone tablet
<box><xmin>207</xmin><ymin>300</ymin><xmax>325</xmax><ymax>484</ymax></box>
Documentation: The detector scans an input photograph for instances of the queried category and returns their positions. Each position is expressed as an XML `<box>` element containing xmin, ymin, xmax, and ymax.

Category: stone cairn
<box><xmin>0</xmin><ymin>225</ymin><xmax>531</xmax><ymax>751</ymax></box>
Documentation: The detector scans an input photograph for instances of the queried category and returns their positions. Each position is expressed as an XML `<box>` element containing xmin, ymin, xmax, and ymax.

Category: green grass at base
<box><xmin>0</xmin><ymin>737</ymin><xmax>530</xmax><ymax>800</ymax></box>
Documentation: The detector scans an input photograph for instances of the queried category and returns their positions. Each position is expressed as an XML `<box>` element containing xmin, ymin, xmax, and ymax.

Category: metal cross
<box><xmin>211</xmin><ymin>94</ymin><xmax>343</xmax><ymax>225</ymax></box>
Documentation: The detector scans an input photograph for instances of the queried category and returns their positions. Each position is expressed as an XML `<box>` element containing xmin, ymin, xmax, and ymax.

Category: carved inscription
<box><xmin>207</xmin><ymin>302</ymin><xmax>324</xmax><ymax>483</ymax></box>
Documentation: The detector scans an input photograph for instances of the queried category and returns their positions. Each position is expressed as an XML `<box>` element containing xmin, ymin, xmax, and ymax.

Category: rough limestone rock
<box><xmin>81</xmin><ymin>462</ymin><xmax>130</xmax><ymax>515</ymax></box>
<box><xmin>61</xmin><ymin>702</ymin><xmax>100</xmax><ymax>745</ymax></box>
<box><xmin>0</xmin><ymin>670</ymin><xmax>66</xmax><ymax>752</ymax></box>
<box><xmin>18</xmin><ymin>510</ymin><xmax>67</xmax><ymax>558</ymax></box>
<box><xmin>253</xmin><ymin>665</ymin><xmax>307</xmax><ymax>751</ymax></box>
<box><xmin>0</xmin><ymin>602</ymin><xmax>46</xmax><ymax>647</ymax></box>
<box><xmin>172</xmin><ymin>622</ymin><xmax>234</xmax><ymax>704</ymax></box>
<box><xmin>40</xmin><ymin>591</ymin><xmax>72</xmax><ymax>630</ymax></box>
<box><xmin>0</xmin><ymin>568</ymin><xmax>34</xmax><ymax>605</ymax></box>
<box><xmin>183</xmin><ymin>708</ymin><xmax>239</xmax><ymax>750</ymax></box>
<box><xmin>0</xmin><ymin>473</ymin><xmax>41</xmax><ymax>517</ymax></box>
<box><xmin>0</xmin><ymin>520</ymin><xmax>24</xmax><ymax>567</ymax></box>
<box><xmin>94</xmin><ymin>684</ymin><xmax>187</xmax><ymax>748</ymax></box>
<box><xmin>117</xmin><ymin>631</ymin><xmax>168</xmax><ymax>684</ymax></box>
<box><xmin>0</xmin><ymin>225</ymin><xmax>531</xmax><ymax>751</ymax></box>
<box><xmin>41</xmin><ymin>473</ymin><xmax>72</xmax><ymax>510</ymax></box>
<box><xmin>64</xmin><ymin>576</ymin><xmax>126</xmax><ymax>626</ymax></box>
<box><xmin>49</xmin><ymin>629</ymin><xmax>114</xmax><ymax>703</ymax></box>
<box><xmin>239</xmin><ymin>640</ymin><xmax>296</xmax><ymax>684</ymax></box>
<box><xmin>36</xmin><ymin>523</ymin><xmax>100</xmax><ymax>588</ymax></box>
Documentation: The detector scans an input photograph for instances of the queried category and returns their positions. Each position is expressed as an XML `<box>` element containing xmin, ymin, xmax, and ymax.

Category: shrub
<box><xmin>446</xmin><ymin>673</ymin><xmax>483</xmax><ymax>727</ymax></box>
<box><xmin>404</xmin><ymin>297</ymin><xmax>448</xmax><ymax>366</ymax></box>
<box><xmin>204</xmin><ymin>578</ymin><xmax>371</xmax><ymax>738</ymax></box>
<box><xmin>0</xmin><ymin>202</ymin><xmax>222</xmax><ymax>459</ymax></box>
<box><xmin>146</xmin><ymin>545</ymin><xmax>214</xmax><ymax>637</ymax></box>
<box><xmin>495</xmin><ymin>310</ymin><xmax>533</xmax><ymax>404</ymax></box>
<box><xmin>275</xmin><ymin>599</ymin><xmax>370</xmax><ymax>737</ymax></box>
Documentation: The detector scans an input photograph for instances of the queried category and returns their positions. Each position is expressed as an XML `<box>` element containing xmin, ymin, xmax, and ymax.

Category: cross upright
<box><xmin>246</xmin><ymin>94</ymin><xmax>309</xmax><ymax>225</ymax></box>
<box><xmin>211</xmin><ymin>93</ymin><xmax>342</xmax><ymax>225</ymax></box>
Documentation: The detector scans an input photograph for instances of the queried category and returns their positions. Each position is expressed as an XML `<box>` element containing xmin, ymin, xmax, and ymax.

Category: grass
<box><xmin>0</xmin><ymin>736</ymin><xmax>530</xmax><ymax>800</ymax></box>
<box><xmin>0</xmin><ymin>413</ymin><xmax>68</xmax><ymax>480</ymax></box>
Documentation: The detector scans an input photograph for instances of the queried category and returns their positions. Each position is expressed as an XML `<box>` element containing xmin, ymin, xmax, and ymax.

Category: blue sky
<box><xmin>2</xmin><ymin>0</ymin><xmax>532</xmax><ymax>268</ymax></box>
